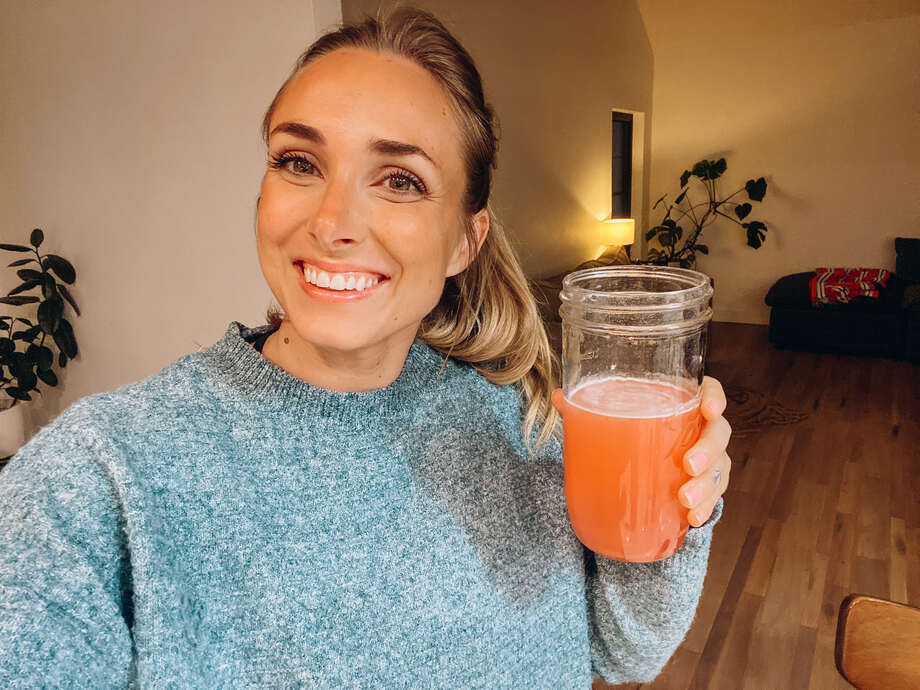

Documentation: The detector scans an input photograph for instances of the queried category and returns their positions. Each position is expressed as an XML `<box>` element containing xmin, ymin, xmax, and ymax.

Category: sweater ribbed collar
<box><xmin>199</xmin><ymin>321</ymin><xmax>449</xmax><ymax>424</ymax></box>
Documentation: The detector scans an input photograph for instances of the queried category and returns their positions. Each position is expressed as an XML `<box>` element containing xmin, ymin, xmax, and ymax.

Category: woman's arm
<box><xmin>586</xmin><ymin>497</ymin><xmax>723</xmax><ymax>684</ymax></box>
<box><xmin>0</xmin><ymin>410</ymin><xmax>134</xmax><ymax>688</ymax></box>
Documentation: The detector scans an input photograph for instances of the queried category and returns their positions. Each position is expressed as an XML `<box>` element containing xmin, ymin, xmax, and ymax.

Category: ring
<box><xmin>712</xmin><ymin>468</ymin><xmax>722</xmax><ymax>486</ymax></box>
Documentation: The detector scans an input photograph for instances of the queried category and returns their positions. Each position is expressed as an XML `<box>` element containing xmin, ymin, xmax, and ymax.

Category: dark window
<box><xmin>611</xmin><ymin>112</ymin><xmax>633</xmax><ymax>218</ymax></box>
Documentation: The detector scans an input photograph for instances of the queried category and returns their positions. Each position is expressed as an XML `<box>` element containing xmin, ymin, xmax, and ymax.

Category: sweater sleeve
<box><xmin>0</xmin><ymin>408</ymin><xmax>135</xmax><ymax>689</ymax></box>
<box><xmin>586</xmin><ymin>496</ymin><xmax>723</xmax><ymax>684</ymax></box>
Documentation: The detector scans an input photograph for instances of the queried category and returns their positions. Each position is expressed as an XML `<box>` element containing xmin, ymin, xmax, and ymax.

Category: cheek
<box><xmin>257</xmin><ymin>178</ymin><xmax>310</xmax><ymax>240</ymax></box>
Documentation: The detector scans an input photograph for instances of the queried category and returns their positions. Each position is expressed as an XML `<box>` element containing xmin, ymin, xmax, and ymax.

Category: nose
<box><xmin>308</xmin><ymin>176</ymin><xmax>363</xmax><ymax>251</ymax></box>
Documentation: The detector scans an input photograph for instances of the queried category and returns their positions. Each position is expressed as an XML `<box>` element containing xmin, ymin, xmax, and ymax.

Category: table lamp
<box><xmin>597</xmin><ymin>217</ymin><xmax>635</xmax><ymax>261</ymax></box>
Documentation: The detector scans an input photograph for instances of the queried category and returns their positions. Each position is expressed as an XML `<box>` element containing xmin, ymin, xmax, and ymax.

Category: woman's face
<box><xmin>257</xmin><ymin>47</ymin><xmax>487</xmax><ymax>357</ymax></box>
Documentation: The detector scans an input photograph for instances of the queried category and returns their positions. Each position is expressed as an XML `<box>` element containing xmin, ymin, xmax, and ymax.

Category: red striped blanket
<box><xmin>809</xmin><ymin>267</ymin><xmax>891</xmax><ymax>305</ymax></box>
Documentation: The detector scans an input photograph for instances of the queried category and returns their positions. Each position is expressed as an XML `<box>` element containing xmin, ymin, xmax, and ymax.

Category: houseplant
<box><xmin>0</xmin><ymin>228</ymin><xmax>80</xmax><ymax>460</ymax></box>
<box><xmin>643</xmin><ymin>157</ymin><xmax>769</xmax><ymax>268</ymax></box>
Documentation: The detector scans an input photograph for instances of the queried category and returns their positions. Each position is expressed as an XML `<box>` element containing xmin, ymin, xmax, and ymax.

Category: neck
<box><xmin>260</xmin><ymin>320</ymin><xmax>417</xmax><ymax>393</ymax></box>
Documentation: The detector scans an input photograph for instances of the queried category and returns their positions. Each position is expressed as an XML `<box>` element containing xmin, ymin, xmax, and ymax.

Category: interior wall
<box><xmin>638</xmin><ymin>0</ymin><xmax>920</xmax><ymax>324</ymax></box>
<box><xmin>0</xmin><ymin>0</ymin><xmax>338</xmax><ymax>435</ymax></box>
<box><xmin>342</xmin><ymin>0</ymin><xmax>654</xmax><ymax>279</ymax></box>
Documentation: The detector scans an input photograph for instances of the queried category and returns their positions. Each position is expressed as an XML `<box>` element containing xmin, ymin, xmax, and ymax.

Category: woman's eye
<box><xmin>385</xmin><ymin>170</ymin><xmax>427</xmax><ymax>195</ymax></box>
<box><xmin>268</xmin><ymin>153</ymin><xmax>315</xmax><ymax>176</ymax></box>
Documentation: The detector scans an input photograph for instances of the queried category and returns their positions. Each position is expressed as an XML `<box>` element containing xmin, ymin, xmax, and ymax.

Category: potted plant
<box><xmin>642</xmin><ymin>157</ymin><xmax>769</xmax><ymax>268</ymax></box>
<box><xmin>0</xmin><ymin>228</ymin><xmax>80</xmax><ymax>463</ymax></box>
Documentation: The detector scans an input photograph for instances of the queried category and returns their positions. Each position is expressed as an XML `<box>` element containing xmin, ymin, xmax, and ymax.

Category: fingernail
<box><xmin>681</xmin><ymin>485</ymin><xmax>702</xmax><ymax>508</ymax></box>
<box><xmin>688</xmin><ymin>451</ymin><xmax>706</xmax><ymax>475</ymax></box>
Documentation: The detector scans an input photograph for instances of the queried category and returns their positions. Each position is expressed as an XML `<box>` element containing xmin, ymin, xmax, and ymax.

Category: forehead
<box><xmin>270</xmin><ymin>48</ymin><xmax>460</xmax><ymax>162</ymax></box>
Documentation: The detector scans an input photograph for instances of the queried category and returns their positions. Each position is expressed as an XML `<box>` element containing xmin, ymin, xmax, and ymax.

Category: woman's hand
<box><xmin>679</xmin><ymin>376</ymin><xmax>732</xmax><ymax>527</ymax></box>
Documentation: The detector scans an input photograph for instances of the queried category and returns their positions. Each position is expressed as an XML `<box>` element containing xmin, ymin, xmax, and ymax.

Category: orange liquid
<box><xmin>553</xmin><ymin>377</ymin><xmax>703</xmax><ymax>562</ymax></box>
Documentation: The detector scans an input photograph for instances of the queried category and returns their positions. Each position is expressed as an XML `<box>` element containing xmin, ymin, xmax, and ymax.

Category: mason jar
<box><xmin>552</xmin><ymin>265</ymin><xmax>713</xmax><ymax>562</ymax></box>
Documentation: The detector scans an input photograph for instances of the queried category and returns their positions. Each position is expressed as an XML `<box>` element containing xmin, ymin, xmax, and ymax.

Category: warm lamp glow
<box><xmin>602</xmin><ymin>218</ymin><xmax>635</xmax><ymax>246</ymax></box>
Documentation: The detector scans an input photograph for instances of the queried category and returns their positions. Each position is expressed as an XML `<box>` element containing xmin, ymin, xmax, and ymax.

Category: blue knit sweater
<box><xmin>0</xmin><ymin>321</ymin><xmax>722</xmax><ymax>688</ymax></box>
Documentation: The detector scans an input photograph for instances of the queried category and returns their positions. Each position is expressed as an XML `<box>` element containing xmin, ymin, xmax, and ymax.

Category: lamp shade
<box><xmin>602</xmin><ymin>218</ymin><xmax>635</xmax><ymax>246</ymax></box>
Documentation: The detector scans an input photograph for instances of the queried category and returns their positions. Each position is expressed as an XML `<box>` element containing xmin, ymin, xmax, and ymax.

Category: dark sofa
<box><xmin>764</xmin><ymin>237</ymin><xmax>920</xmax><ymax>361</ymax></box>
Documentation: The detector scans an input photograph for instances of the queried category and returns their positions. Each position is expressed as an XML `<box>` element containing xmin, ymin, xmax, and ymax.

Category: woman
<box><xmin>0</xmin><ymin>6</ymin><xmax>731</xmax><ymax>688</ymax></box>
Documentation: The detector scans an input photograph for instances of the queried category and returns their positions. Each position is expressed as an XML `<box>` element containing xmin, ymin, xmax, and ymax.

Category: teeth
<box><xmin>301</xmin><ymin>264</ymin><xmax>382</xmax><ymax>292</ymax></box>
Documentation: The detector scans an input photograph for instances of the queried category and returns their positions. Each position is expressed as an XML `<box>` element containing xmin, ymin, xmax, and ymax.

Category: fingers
<box><xmin>679</xmin><ymin>450</ymin><xmax>731</xmax><ymax>527</ymax></box>
<box><xmin>683</xmin><ymin>414</ymin><xmax>732</xmax><ymax>477</ymax></box>
<box><xmin>700</xmin><ymin>375</ymin><xmax>727</xmax><ymax>420</ymax></box>
<box><xmin>551</xmin><ymin>388</ymin><xmax>564</xmax><ymax>414</ymax></box>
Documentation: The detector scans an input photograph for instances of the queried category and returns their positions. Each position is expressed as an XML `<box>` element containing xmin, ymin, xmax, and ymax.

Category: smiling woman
<box><xmin>0</xmin><ymin>5</ymin><xmax>730</xmax><ymax>689</ymax></box>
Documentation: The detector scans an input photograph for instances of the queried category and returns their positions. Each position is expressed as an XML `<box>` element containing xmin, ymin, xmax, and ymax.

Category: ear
<box><xmin>445</xmin><ymin>208</ymin><xmax>490</xmax><ymax>278</ymax></box>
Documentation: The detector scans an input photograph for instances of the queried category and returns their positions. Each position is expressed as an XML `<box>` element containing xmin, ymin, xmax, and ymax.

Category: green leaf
<box><xmin>53</xmin><ymin>318</ymin><xmax>78</xmax><ymax>358</ymax></box>
<box><xmin>8</xmin><ymin>352</ymin><xmax>29</xmax><ymax>378</ymax></box>
<box><xmin>16</xmin><ymin>325</ymin><xmax>42</xmax><ymax>342</ymax></box>
<box><xmin>30</xmin><ymin>228</ymin><xmax>44</xmax><ymax>248</ymax></box>
<box><xmin>40</xmin><ymin>274</ymin><xmax>58</xmax><ymax>301</ymax></box>
<box><xmin>0</xmin><ymin>340</ymin><xmax>13</xmax><ymax>357</ymax></box>
<box><xmin>0</xmin><ymin>296</ymin><xmax>40</xmax><ymax>306</ymax></box>
<box><xmin>674</xmin><ymin>190</ymin><xmax>687</xmax><ymax>205</ymax></box>
<box><xmin>58</xmin><ymin>351</ymin><xmax>68</xmax><ymax>368</ymax></box>
<box><xmin>674</xmin><ymin>225</ymin><xmax>684</xmax><ymax>241</ymax></box>
<box><xmin>7</xmin><ymin>279</ymin><xmax>40</xmax><ymax>297</ymax></box>
<box><xmin>8</xmin><ymin>258</ymin><xmax>37</xmax><ymax>267</ymax></box>
<box><xmin>6</xmin><ymin>387</ymin><xmax>31</xmax><ymax>401</ymax></box>
<box><xmin>696</xmin><ymin>244</ymin><xmax>709</xmax><ymax>255</ymax></box>
<box><xmin>34</xmin><ymin>344</ymin><xmax>54</xmax><ymax>371</ymax></box>
<box><xmin>36</xmin><ymin>367</ymin><xmax>58</xmax><ymax>387</ymax></box>
<box><xmin>713</xmin><ymin>158</ymin><xmax>727</xmax><ymax>177</ymax></box>
<box><xmin>17</xmin><ymin>269</ymin><xmax>43</xmax><ymax>282</ymax></box>
<box><xmin>679</xmin><ymin>258</ymin><xmax>693</xmax><ymax>269</ymax></box>
<box><xmin>692</xmin><ymin>160</ymin><xmax>710</xmax><ymax>179</ymax></box>
<box><xmin>58</xmin><ymin>284</ymin><xmax>81</xmax><ymax>317</ymax></box>
<box><xmin>743</xmin><ymin>220</ymin><xmax>767</xmax><ymax>248</ymax></box>
<box><xmin>16</xmin><ymin>370</ymin><xmax>37</xmax><ymax>393</ymax></box>
<box><xmin>42</xmin><ymin>255</ymin><xmax>76</xmax><ymax>284</ymax></box>
<box><xmin>38</xmin><ymin>297</ymin><xmax>64</xmax><ymax>334</ymax></box>
<box><xmin>0</xmin><ymin>244</ymin><xmax>32</xmax><ymax>253</ymax></box>
<box><xmin>734</xmin><ymin>203</ymin><xmax>752</xmax><ymax>220</ymax></box>
<box><xmin>745</xmin><ymin>177</ymin><xmax>767</xmax><ymax>202</ymax></box>
<box><xmin>645</xmin><ymin>228</ymin><xmax>658</xmax><ymax>241</ymax></box>
<box><xmin>680</xmin><ymin>170</ymin><xmax>691</xmax><ymax>188</ymax></box>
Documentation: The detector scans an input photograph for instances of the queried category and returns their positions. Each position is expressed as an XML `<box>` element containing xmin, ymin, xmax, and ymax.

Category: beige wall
<box><xmin>1</xmin><ymin>0</ymin><xmax>339</xmax><ymax>436</ymax></box>
<box><xmin>639</xmin><ymin>0</ymin><xmax>920</xmax><ymax>323</ymax></box>
<box><xmin>343</xmin><ymin>0</ymin><xmax>654</xmax><ymax>278</ymax></box>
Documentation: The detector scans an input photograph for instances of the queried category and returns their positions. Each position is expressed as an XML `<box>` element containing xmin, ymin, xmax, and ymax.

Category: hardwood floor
<box><xmin>595</xmin><ymin>322</ymin><xmax>920</xmax><ymax>690</ymax></box>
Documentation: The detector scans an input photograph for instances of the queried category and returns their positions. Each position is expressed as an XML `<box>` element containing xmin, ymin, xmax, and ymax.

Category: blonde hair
<box><xmin>260</xmin><ymin>5</ymin><xmax>561</xmax><ymax>455</ymax></box>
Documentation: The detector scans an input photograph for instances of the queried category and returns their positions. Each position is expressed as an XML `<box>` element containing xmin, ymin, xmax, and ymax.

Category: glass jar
<box><xmin>553</xmin><ymin>265</ymin><xmax>713</xmax><ymax>561</ymax></box>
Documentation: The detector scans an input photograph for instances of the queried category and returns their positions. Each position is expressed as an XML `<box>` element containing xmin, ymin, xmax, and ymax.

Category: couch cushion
<box><xmin>895</xmin><ymin>237</ymin><xmax>920</xmax><ymax>282</ymax></box>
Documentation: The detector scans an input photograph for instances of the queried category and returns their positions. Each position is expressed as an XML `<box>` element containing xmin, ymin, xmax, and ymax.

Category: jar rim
<box><xmin>560</xmin><ymin>265</ymin><xmax>713</xmax><ymax>311</ymax></box>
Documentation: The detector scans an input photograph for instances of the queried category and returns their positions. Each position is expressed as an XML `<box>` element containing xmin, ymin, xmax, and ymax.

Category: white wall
<box><xmin>639</xmin><ymin>0</ymin><xmax>920</xmax><ymax>324</ymax></box>
<box><xmin>1</xmin><ymin>0</ymin><xmax>341</xmax><ymax>436</ymax></box>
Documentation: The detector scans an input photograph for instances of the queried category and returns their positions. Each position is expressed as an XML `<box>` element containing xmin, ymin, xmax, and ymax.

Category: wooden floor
<box><xmin>596</xmin><ymin>322</ymin><xmax>920</xmax><ymax>690</ymax></box>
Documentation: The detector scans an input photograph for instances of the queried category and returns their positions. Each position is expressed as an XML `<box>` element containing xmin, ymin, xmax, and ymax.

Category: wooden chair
<box><xmin>835</xmin><ymin>593</ymin><xmax>920</xmax><ymax>689</ymax></box>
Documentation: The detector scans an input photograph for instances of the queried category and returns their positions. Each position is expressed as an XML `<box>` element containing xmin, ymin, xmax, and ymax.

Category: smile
<box><xmin>301</xmin><ymin>263</ymin><xmax>381</xmax><ymax>291</ymax></box>
<box><xmin>294</xmin><ymin>261</ymin><xmax>389</xmax><ymax>301</ymax></box>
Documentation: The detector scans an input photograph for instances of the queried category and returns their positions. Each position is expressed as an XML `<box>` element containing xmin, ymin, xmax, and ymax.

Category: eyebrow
<box><xmin>269</xmin><ymin>121</ymin><xmax>438</xmax><ymax>169</ymax></box>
